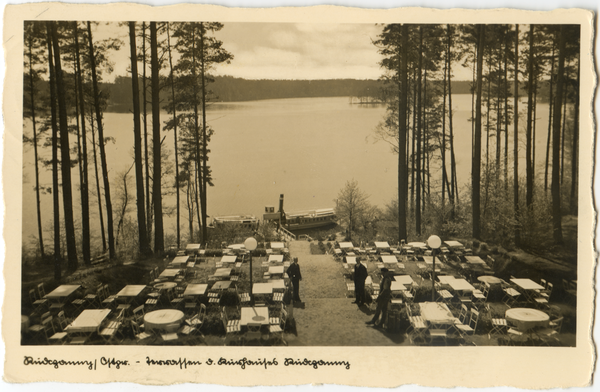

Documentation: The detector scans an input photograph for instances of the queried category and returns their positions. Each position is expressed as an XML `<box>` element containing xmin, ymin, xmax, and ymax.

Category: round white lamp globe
<box><xmin>427</xmin><ymin>235</ymin><xmax>442</xmax><ymax>249</ymax></box>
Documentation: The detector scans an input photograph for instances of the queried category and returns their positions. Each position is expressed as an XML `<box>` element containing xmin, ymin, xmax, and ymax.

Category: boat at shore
<box><xmin>212</xmin><ymin>215</ymin><xmax>259</xmax><ymax>230</ymax></box>
<box><xmin>263</xmin><ymin>194</ymin><xmax>337</xmax><ymax>231</ymax></box>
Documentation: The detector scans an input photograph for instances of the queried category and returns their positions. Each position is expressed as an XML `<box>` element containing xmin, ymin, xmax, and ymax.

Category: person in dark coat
<box><xmin>286</xmin><ymin>257</ymin><xmax>302</xmax><ymax>302</ymax></box>
<box><xmin>353</xmin><ymin>259</ymin><xmax>369</xmax><ymax>306</ymax></box>
<box><xmin>366</xmin><ymin>268</ymin><xmax>393</xmax><ymax>328</ymax></box>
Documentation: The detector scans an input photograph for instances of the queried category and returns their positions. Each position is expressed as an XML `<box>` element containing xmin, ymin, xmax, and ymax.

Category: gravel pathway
<box><xmin>285</xmin><ymin>241</ymin><xmax>409</xmax><ymax>346</ymax></box>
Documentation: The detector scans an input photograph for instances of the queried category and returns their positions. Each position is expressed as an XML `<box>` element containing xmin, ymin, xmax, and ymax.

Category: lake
<box><xmin>22</xmin><ymin>95</ymin><xmax>552</xmax><ymax>251</ymax></box>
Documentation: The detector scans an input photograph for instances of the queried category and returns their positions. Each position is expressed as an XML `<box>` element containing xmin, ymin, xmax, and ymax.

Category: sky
<box><xmin>96</xmin><ymin>22</ymin><xmax>475</xmax><ymax>82</ymax></box>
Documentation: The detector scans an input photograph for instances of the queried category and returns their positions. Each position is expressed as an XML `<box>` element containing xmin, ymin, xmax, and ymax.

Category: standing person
<box><xmin>286</xmin><ymin>257</ymin><xmax>302</xmax><ymax>302</ymax></box>
<box><xmin>366</xmin><ymin>268</ymin><xmax>393</xmax><ymax>328</ymax></box>
<box><xmin>353</xmin><ymin>259</ymin><xmax>368</xmax><ymax>306</ymax></box>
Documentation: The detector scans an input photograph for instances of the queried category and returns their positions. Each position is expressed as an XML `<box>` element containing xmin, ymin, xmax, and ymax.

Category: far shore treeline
<box><xmin>28</xmin><ymin>76</ymin><xmax>550</xmax><ymax>113</ymax></box>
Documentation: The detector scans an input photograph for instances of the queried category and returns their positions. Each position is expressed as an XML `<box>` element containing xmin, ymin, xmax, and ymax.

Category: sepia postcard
<box><xmin>2</xmin><ymin>2</ymin><xmax>597</xmax><ymax>388</ymax></box>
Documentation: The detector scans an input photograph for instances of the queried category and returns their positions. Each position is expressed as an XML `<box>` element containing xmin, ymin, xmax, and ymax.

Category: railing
<box><xmin>277</xmin><ymin>226</ymin><xmax>296</xmax><ymax>241</ymax></box>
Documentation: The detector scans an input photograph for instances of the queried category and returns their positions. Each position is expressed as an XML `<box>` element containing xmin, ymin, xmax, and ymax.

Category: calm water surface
<box><xmin>22</xmin><ymin>95</ymin><xmax>551</xmax><ymax>249</ymax></box>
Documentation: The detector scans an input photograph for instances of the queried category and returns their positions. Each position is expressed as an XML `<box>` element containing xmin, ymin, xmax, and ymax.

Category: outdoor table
<box><xmin>381</xmin><ymin>255</ymin><xmax>398</xmax><ymax>264</ymax></box>
<box><xmin>228</xmin><ymin>244</ymin><xmax>245</xmax><ymax>250</ymax></box>
<box><xmin>346</xmin><ymin>252</ymin><xmax>356</xmax><ymax>256</ymax></box>
<box><xmin>169</xmin><ymin>255</ymin><xmax>189</xmax><ymax>267</ymax></box>
<box><xmin>374</xmin><ymin>241</ymin><xmax>390</xmax><ymax>250</ymax></box>
<box><xmin>393</xmin><ymin>275</ymin><xmax>415</xmax><ymax>285</ymax></box>
<box><xmin>478</xmin><ymin>276</ymin><xmax>503</xmax><ymax>285</ymax></box>
<box><xmin>407</xmin><ymin>242</ymin><xmax>427</xmax><ymax>248</ymax></box>
<box><xmin>270</xmin><ymin>242</ymin><xmax>285</xmax><ymax>250</ymax></box>
<box><xmin>346</xmin><ymin>256</ymin><xmax>357</xmax><ymax>265</ymax></box>
<box><xmin>159</xmin><ymin>269</ymin><xmax>181</xmax><ymax>279</ymax></box>
<box><xmin>422</xmin><ymin>256</ymin><xmax>445</xmax><ymax>269</ymax></box>
<box><xmin>419</xmin><ymin>302</ymin><xmax>455</xmax><ymax>328</ymax></box>
<box><xmin>240</xmin><ymin>307</ymin><xmax>270</xmax><ymax>326</ymax></box>
<box><xmin>437</xmin><ymin>275</ymin><xmax>456</xmax><ymax>285</ymax></box>
<box><xmin>268</xmin><ymin>254</ymin><xmax>284</xmax><ymax>263</ymax></box>
<box><xmin>511</xmin><ymin>278</ymin><xmax>545</xmax><ymax>291</ymax></box>
<box><xmin>391</xmin><ymin>281</ymin><xmax>407</xmax><ymax>291</ymax></box>
<box><xmin>116</xmin><ymin>285</ymin><xmax>147</xmax><ymax>301</ymax></box>
<box><xmin>214</xmin><ymin>268</ymin><xmax>232</xmax><ymax>277</ymax></box>
<box><xmin>511</xmin><ymin>278</ymin><xmax>545</xmax><ymax>301</ymax></box>
<box><xmin>44</xmin><ymin>285</ymin><xmax>81</xmax><ymax>301</ymax></box>
<box><xmin>334</xmin><ymin>249</ymin><xmax>343</xmax><ymax>256</ymax></box>
<box><xmin>465</xmin><ymin>256</ymin><xmax>486</xmax><ymax>265</ymax></box>
<box><xmin>505</xmin><ymin>308</ymin><xmax>549</xmax><ymax>332</ymax></box>
<box><xmin>252</xmin><ymin>283</ymin><xmax>273</xmax><ymax>304</ymax></box>
<box><xmin>21</xmin><ymin>315</ymin><xmax>29</xmax><ymax>333</ymax></box>
<box><xmin>447</xmin><ymin>278</ymin><xmax>476</xmax><ymax>293</ymax></box>
<box><xmin>270</xmin><ymin>279</ymin><xmax>286</xmax><ymax>290</ymax></box>
<box><xmin>183</xmin><ymin>284</ymin><xmax>208</xmax><ymax>297</ymax></box>
<box><xmin>66</xmin><ymin>309</ymin><xmax>111</xmax><ymax>335</ymax></box>
<box><xmin>365</xmin><ymin>276</ymin><xmax>373</xmax><ymax>286</ymax></box>
<box><xmin>268</xmin><ymin>265</ymin><xmax>284</xmax><ymax>275</ymax></box>
<box><xmin>339</xmin><ymin>242</ymin><xmax>354</xmax><ymax>249</ymax></box>
<box><xmin>186</xmin><ymin>244</ymin><xmax>201</xmax><ymax>254</ymax></box>
<box><xmin>253</xmin><ymin>283</ymin><xmax>273</xmax><ymax>295</ymax></box>
<box><xmin>444</xmin><ymin>240</ymin><xmax>464</xmax><ymax>248</ymax></box>
<box><xmin>144</xmin><ymin>309</ymin><xmax>184</xmax><ymax>333</ymax></box>
<box><xmin>212</xmin><ymin>280</ymin><xmax>232</xmax><ymax>290</ymax></box>
<box><xmin>221</xmin><ymin>255</ymin><xmax>237</xmax><ymax>264</ymax></box>
<box><xmin>154</xmin><ymin>282</ymin><xmax>177</xmax><ymax>291</ymax></box>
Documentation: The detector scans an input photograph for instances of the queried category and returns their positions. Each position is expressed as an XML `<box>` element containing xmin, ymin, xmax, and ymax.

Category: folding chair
<box><xmin>131</xmin><ymin>320</ymin><xmax>153</xmax><ymax>344</ymax></box>
<box><xmin>102</xmin><ymin>285</ymin><xmax>117</xmax><ymax>309</ymax></box>
<box><xmin>502</xmin><ymin>287</ymin><xmax>521</xmax><ymax>308</ymax></box>
<box><xmin>242</xmin><ymin>323</ymin><xmax>263</xmax><ymax>345</ymax></box>
<box><xmin>406</xmin><ymin>308</ymin><xmax>427</xmax><ymax>344</ymax></box>
<box><xmin>455</xmin><ymin>309</ymin><xmax>479</xmax><ymax>343</ymax></box>
<box><xmin>48</xmin><ymin>310</ymin><xmax>70</xmax><ymax>344</ymax></box>
<box><xmin>269</xmin><ymin>309</ymin><xmax>287</xmax><ymax>345</ymax></box>
<box><xmin>161</xmin><ymin>323</ymin><xmax>180</xmax><ymax>343</ymax></box>
<box><xmin>30</xmin><ymin>288</ymin><xmax>48</xmax><ymax>310</ymax></box>
<box><xmin>221</xmin><ymin>308</ymin><xmax>241</xmax><ymax>345</ymax></box>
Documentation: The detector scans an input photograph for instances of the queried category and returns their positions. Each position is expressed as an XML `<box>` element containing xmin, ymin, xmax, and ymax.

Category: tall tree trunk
<box><xmin>447</xmin><ymin>25</ymin><xmax>458</xmax><ymax>208</ymax></box>
<box><xmin>411</xmin><ymin>66</ymin><xmax>417</xmax><ymax>214</ymax></box>
<box><xmin>503</xmin><ymin>27</ymin><xmax>510</xmax><ymax>190</ymax></box>
<box><xmin>544</xmin><ymin>45</ymin><xmax>555</xmax><ymax>192</ymax></box>
<box><xmin>142</xmin><ymin>22</ymin><xmax>151</xmax><ymax>242</ymax></box>
<box><xmin>570</xmin><ymin>51</ymin><xmax>579</xmax><ymax>214</ymax></box>
<box><xmin>199</xmin><ymin>23</ymin><xmax>209</xmax><ymax>245</ymax></box>
<box><xmin>532</xmin><ymin>75</ymin><xmax>538</xmax><ymax>184</ymax></box>
<box><xmin>485</xmin><ymin>62</ymin><xmax>491</xmax><ymax>171</ymax></box>
<box><xmin>551</xmin><ymin>26</ymin><xmax>566</xmax><ymax>245</ymax></box>
<box><xmin>129</xmin><ymin>22</ymin><xmax>151</xmax><ymax>256</ymax></box>
<box><xmin>166</xmin><ymin>22</ymin><xmax>181</xmax><ymax>249</ymax></box>
<box><xmin>150</xmin><ymin>22</ymin><xmax>164</xmax><ymax>253</ymax></box>
<box><xmin>560</xmin><ymin>67</ymin><xmax>569</xmax><ymax>185</ymax></box>
<box><xmin>415</xmin><ymin>26</ymin><xmax>423</xmax><ymax>236</ymax></box>
<box><xmin>525</xmin><ymin>24</ymin><xmax>535</xmax><ymax>208</ymax></box>
<box><xmin>73</xmin><ymin>21</ymin><xmax>91</xmax><ymax>266</ymax></box>
<box><xmin>90</xmin><ymin>104</ymin><xmax>106</xmax><ymax>251</ymax></box>
<box><xmin>87</xmin><ymin>21</ymin><xmax>116</xmax><ymax>259</ymax></box>
<box><xmin>51</xmin><ymin>21</ymin><xmax>78</xmax><ymax>270</ymax></box>
<box><xmin>46</xmin><ymin>23</ymin><xmax>61</xmax><ymax>280</ymax></box>
<box><xmin>191</xmin><ymin>26</ymin><xmax>204</xmax><ymax>243</ymax></box>
<box><xmin>27</xmin><ymin>33</ymin><xmax>45</xmax><ymax>260</ymax></box>
<box><xmin>513</xmin><ymin>24</ymin><xmax>521</xmax><ymax>246</ymax></box>
<box><xmin>397</xmin><ymin>24</ymin><xmax>408</xmax><ymax>241</ymax></box>
<box><xmin>472</xmin><ymin>24</ymin><xmax>485</xmax><ymax>240</ymax></box>
<box><xmin>496</xmin><ymin>49</ymin><xmax>502</xmax><ymax>174</ymax></box>
<box><xmin>441</xmin><ymin>33</ymin><xmax>448</xmax><ymax>209</ymax></box>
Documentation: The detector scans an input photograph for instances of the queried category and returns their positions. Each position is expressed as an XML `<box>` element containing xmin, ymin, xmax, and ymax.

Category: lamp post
<box><xmin>427</xmin><ymin>235</ymin><xmax>442</xmax><ymax>301</ymax></box>
<box><xmin>244</xmin><ymin>237</ymin><xmax>258</xmax><ymax>305</ymax></box>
